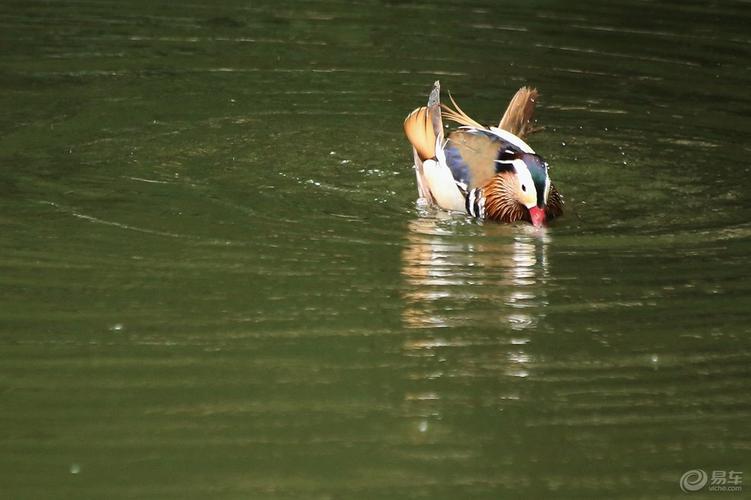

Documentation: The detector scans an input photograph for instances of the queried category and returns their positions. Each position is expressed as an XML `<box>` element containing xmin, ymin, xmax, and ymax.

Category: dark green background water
<box><xmin>1</xmin><ymin>1</ymin><xmax>750</xmax><ymax>498</ymax></box>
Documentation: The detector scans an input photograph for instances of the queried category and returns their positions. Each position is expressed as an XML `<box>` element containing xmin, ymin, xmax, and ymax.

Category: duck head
<box><xmin>509</xmin><ymin>153</ymin><xmax>551</xmax><ymax>227</ymax></box>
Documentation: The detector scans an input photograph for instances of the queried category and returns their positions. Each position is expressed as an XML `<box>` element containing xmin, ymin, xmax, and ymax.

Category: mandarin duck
<box><xmin>404</xmin><ymin>81</ymin><xmax>563</xmax><ymax>227</ymax></box>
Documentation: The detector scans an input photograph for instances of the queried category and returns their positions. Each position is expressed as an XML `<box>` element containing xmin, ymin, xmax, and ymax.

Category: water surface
<box><xmin>1</xmin><ymin>0</ymin><xmax>750</xmax><ymax>498</ymax></box>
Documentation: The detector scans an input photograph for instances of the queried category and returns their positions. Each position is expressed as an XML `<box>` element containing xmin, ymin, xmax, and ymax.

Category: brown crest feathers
<box><xmin>498</xmin><ymin>87</ymin><xmax>539</xmax><ymax>139</ymax></box>
<box><xmin>441</xmin><ymin>92</ymin><xmax>484</xmax><ymax>129</ymax></box>
<box><xmin>404</xmin><ymin>107</ymin><xmax>436</xmax><ymax>161</ymax></box>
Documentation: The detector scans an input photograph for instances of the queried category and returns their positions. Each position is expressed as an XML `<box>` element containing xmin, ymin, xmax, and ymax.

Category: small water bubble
<box><xmin>109</xmin><ymin>323</ymin><xmax>124</xmax><ymax>333</ymax></box>
<box><xmin>70</xmin><ymin>463</ymin><xmax>81</xmax><ymax>474</ymax></box>
<box><xmin>329</xmin><ymin>151</ymin><xmax>336</xmax><ymax>155</ymax></box>
<box><xmin>561</xmin><ymin>141</ymin><xmax>566</xmax><ymax>147</ymax></box>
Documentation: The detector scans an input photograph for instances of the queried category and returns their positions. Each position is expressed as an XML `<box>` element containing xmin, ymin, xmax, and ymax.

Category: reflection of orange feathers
<box><xmin>403</xmin><ymin>107</ymin><xmax>436</xmax><ymax>161</ymax></box>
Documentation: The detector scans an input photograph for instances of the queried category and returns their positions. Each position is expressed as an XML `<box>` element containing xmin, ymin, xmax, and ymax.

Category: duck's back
<box><xmin>444</xmin><ymin>128</ymin><xmax>534</xmax><ymax>190</ymax></box>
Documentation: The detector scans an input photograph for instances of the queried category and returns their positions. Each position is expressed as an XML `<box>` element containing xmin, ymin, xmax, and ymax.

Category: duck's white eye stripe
<box><xmin>512</xmin><ymin>160</ymin><xmax>537</xmax><ymax>208</ymax></box>
<box><xmin>511</xmin><ymin>159</ymin><xmax>528</xmax><ymax>174</ymax></box>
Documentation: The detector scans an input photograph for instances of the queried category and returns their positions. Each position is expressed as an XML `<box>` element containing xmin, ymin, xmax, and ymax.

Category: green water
<box><xmin>1</xmin><ymin>1</ymin><xmax>750</xmax><ymax>498</ymax></box>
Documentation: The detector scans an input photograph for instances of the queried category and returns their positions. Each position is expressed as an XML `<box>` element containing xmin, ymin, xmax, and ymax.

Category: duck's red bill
<box><xmin>529</xmin><ymin>207</ymin><xmax>546</xmax><ymax>227</ymax></box>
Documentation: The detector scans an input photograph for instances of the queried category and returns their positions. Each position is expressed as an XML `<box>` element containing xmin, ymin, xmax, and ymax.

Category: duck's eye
<box><xmin>522</xmin><ymin>184</ymin><xmax>527</xmax><ymax>192</ymax></box>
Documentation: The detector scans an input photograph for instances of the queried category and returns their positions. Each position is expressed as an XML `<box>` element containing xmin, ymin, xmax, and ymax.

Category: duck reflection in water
<box><xmin>401</xmin><ymin>214</ymin><xmax>551</xmax><ymax>331</ymax></box>
<box><xmin>400</xmin><ymin>215</ymin><xmax>552</xmax><ymax>435</ymax></box>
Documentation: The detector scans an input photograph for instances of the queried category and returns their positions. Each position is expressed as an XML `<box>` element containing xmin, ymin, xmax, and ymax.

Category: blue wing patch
<box><xmin>444</xmin><ymin>144</ymin><xmax>471</xmax><ymax>188</ymax></box>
